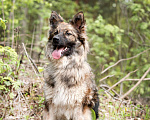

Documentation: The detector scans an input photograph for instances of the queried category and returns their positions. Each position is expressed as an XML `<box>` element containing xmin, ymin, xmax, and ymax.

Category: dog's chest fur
<box><xmin>44</xmin><ymin>61</ymin><xmax>93</xmax><ymax>108</ymax></box>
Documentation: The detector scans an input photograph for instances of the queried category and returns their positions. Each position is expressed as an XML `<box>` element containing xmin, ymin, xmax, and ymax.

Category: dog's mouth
<box><xmin>52</xmin><ymin>46</ymin><xmax>70</xmax><ymax>59</ymax></box>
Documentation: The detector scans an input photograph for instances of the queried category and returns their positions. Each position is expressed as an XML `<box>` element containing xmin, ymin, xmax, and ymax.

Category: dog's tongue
<box><xmin>52</xmin><ymin>48</ymin><xmax>64</xmax><ymax>59</ymax></box>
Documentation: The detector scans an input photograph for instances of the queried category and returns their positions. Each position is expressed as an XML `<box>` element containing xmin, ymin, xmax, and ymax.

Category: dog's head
<box><xmin>46</xmin><ymin>11</ymin><xmax>89</xmax><ymax>65</ymax></box>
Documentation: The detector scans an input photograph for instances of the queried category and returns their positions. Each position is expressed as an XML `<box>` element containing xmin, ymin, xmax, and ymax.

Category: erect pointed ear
<box><xmin>49</xmin><ymin>11</ymin><xmax>64</xmax><ymax>28</ymax></box>
<box><xmin>70</xmin><ymin>11</ymin><xmax>86</xmax><ymax>32</ymax></box>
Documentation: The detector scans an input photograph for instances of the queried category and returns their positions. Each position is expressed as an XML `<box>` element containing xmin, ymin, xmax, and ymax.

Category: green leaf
<box><xmin>0</xmin><ymin>85</ymin><xmax>6</xmax><ymax>90</ymax></box>
<box><xmin>0</xmin><ymin>18</ymin><xmax>7</xmax><ymax>30</ymax></box>
<box><xmin>9</xmin><ymin>92</ymin><xmax>15</xmax><ymax>99</ymax></box>
<box><xmin>91</xmin><ymin>109</ymin><xmax>96</xmax><ymax>120</ymax></box>
<box><xmin>3</xmin><ymin>77</ymin><xmax>14</xmax><ymax>83</ymax></box>
<box><xmin>38</xmin><ymin>67</ymin><xmax>44</xmax><ymax>72</ymax></box>
<box><xmin>12</xmin><ymin>80</ymin><xmax>21</xmax><ymax>90</ymax></box>
<box><xmin>104</xmin><ymin>24</ymin><xmax>114</xmax><ymax>33</ymax></box>
<box><xmin>140</xmin><ymin>22</ymin><xmax>148</xmax><ymax>30</ymax></box>
<box><xmin>4</xmin><ymin>81</ymin><xmax>11</xmax><ymax>86</ymax></box>
<box><xmin>130</xmin><ymin>15</ymin><xmax>140</xmax><ymax>22</ymax></box>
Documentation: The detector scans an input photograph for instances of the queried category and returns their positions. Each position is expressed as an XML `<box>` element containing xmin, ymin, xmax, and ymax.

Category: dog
<box><xmin>43</xmin><ymin>11</ymin><xmax>99</xmax><ymax>120</ymax></box>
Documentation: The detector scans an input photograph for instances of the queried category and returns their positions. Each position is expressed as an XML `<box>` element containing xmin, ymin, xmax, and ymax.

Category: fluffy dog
<box><xmin>43</xmin><ymin>11</ymin><xmax>99</xmax><ymax>120</ymax></box>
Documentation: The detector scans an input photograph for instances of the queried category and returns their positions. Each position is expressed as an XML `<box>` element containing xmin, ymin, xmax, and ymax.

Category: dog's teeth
<box><xmin>62</xmin><ymin>47</ymin><xmax>68</xmax><ymax>53</ymax></box>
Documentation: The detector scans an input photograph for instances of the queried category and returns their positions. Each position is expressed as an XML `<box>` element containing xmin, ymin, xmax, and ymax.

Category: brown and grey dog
<box><xmin>43</xmin><ymin>11</ymin><xmax>99</xmax><ymax>120</ymax></box>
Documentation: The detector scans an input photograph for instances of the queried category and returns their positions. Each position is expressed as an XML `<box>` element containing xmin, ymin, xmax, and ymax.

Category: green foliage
<box><xmin>0</xmin><ymin>18</ymin><xmax>7</xmax><ymax>30</ymax></box>
<box><xmin>86</xmin><ymin>0</ymin><xmax>150</xmax><ymax>98</ymax></box>
<box><xmin>122</xmin><ymin>0</ymin><xmax>150</xmax><ymax>96</ymax></box>
<box><xmin>87</xmin><ymin>15</ymin><xmax>124</xmax><ymax>81</ymax></box>
<box><xmin>0</xmin><ymin>46</ymin><xmax>18</xmax><ymax>75</ymax></box>
<box><xmin>0</xmin><ymin>46</ymin><xmax>20</xmax><ymax>93</ymax></box>
<box><xmin>38</xmin><ymin>67</ymin><xmax>44</xmax><ymax>73</ymax></box>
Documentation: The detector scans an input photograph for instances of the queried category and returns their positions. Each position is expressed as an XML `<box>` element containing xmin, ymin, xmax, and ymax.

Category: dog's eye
<box><xmin>54</xmin><ymin>30</ymin><xmax>58</xmax><ymax>35</ymax></box>
<box><xmin>66</xmin><ymin>31</ymin><xmax>72</xmax><ymax>36</ymax></box>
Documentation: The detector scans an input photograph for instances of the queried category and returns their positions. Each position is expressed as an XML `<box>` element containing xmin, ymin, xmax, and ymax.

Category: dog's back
<box><xmin>43</xmin><ymin>11</ymin><xmax>99</xmax><ymax>120</ymax></box>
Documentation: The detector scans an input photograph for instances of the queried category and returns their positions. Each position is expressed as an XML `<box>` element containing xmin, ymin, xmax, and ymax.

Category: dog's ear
<box><xmin>70</xmin><ymin>11</ymin><xmax>86</xmax><ymax>32</ymax></box>
<box><xmin>49</xmin><ymin>11</ymin><xmax>64</xmax><ymax>28</ymax></box>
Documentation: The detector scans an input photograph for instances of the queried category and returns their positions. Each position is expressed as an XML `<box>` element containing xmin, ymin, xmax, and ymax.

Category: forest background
<box><xmin>0</xmin><ymin>0</ymin><xmax>150</xmax><ymax>119</ymax></box>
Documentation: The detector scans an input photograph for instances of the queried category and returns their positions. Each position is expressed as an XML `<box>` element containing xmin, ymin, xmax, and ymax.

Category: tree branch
<box><xmin>30</xmin><ymin>25</ymin><xmax>35</xmax><ymax>56</ymax></box>
<box><xmin>11</xmin><ymin>0</ymin><xmax>15</xmax><ymax>48</ymax></box>
<box><xmin>125</xmin><ymin>78</ymin><xmax>150</xmax><ymax>81</ymax></box>
<box><xmin>107</xmin><ymin>69</ymin><xmax>138</xmax><ymax>92</ymax></box>
<box><xmin>125</xmin><ymin>32</ymin><xmax>150</xmax><ymax>47</ymax></box>
<box><xmin>99</xmin><ymin>75</ymin><xmax>114</xmax><ymax>82</ymax></box>
<box><xmin>120</xmin><ymin>67</ymin><xmax>150</xmax><ymax>99</ymax></box>
<box><xmin>22</xmin><ymin>43</ymin><xmax>40</xmax><ymax>76</ymax></box>
<box><xmin>101</xmin><ymin>48</ymin><xmax>150</xmax><ymax>74</ymax></box>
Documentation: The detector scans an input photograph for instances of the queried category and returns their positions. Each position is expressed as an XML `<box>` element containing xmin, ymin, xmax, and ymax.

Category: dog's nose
<box><xmin>53</xmin><ymin>36</ymin><xmax>59</xmax><ymax>44</ymax></box>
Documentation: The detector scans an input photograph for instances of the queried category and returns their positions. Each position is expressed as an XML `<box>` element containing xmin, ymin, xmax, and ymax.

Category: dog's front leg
<box><xmin>43</xmin><ymin>110</ymin><xmax>55</xmax><ymax>120</ymax></box>
<box><xmin>83</xmin><ymin>106</ymin><xmax>92</xmax><ymax>120</ymax></box>
<box><xmin>43</xmin><ymin>103</ymin><xmax>56</xmax><ymax>120</ymax></box>
<box><xmin>72</xmin><ymin>107</ymin><xmax>87</xmax><ymax>120</ymax></box>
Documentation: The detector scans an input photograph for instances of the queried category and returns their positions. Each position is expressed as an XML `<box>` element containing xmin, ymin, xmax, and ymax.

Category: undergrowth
<box><xmin>99</xmin><ymin>89</ymin><xmax>150</xmax><ymax>120</ymax></box>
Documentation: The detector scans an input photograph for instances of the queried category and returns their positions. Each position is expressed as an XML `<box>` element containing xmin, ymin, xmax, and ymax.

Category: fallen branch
<box><xmin>22</xmin><ymin>43</ymin><xmax>40</xmax><ymax>77</ymax></box>
<box><xmin>107</xmin><ymin>69</ymin><xmax>138</xmax><ymax>92</ymax></box>
<box><xmin>101</xmin><ymin>48</ymin><xmax>150</xmax><ymax>74</ymax></box>
<box><xmin>99</xmin><ymin>75</ymin><xmax>114</xmax><ymax>82</ymax></box>
<box><xmin>100</xmin><ymin>84</ymin><xmax>120</xmax><ymax>100</ymax></box>
<box><xmin>100</xmin><ymin>84</ymin><xmax>112</xmax><ymax>98</ymax></box>
<box><xmin>125</xmin><ymin>78</ymin><xmax>150</xmax><ymax>81</ymax></box>
<box><xmin>100</xmin><ymin>84</ymin><xmax>120</xmax><ymax>97</ymax></box>
<box><xmin>120</xmin><ymin>67</ymin><xmax>150</xmax><ymax>99</ymax></box>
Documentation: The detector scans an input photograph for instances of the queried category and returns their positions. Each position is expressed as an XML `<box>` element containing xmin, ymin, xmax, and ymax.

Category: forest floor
<box><xmin>0</xmin><ymin>59</ymin><xmax>150</xmax><ymax>120</ymax></box>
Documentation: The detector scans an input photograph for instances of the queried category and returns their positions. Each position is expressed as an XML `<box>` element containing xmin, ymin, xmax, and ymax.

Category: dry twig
<box><xmin>107</xmin><ymin>69</ymin><xmax>138</xmax><ymax>92</ymax></box>
<box><xmin>22</xmin><ymin>43</ymin><xmax>40</xmax><ymax>76</ymax></box>
<box><xmin>99</xmin><ymin>75</ymin><xmax>114</xmax><ymax>82</ymax></box>
<box><xmin>101</xmin><ymin>48</ymin><xmax>150</xmax><ymax>74</ymax></box>
<box><xmin>11</xmin><ymin>0</ymin><xmax>15</xmax><ymax>48</ymax></box>
<box><xmin>125</xmin><ymin>78</ymin><xmax>150</xmax><ymax>81</ymax></box>
<box><xmin>120</xmin><ymin>67</ymin><xmax>150</xmax><ymax>99</ymax></box>
<box><xmin>30</xmin><ymin>25</ymin><xmax>35</xmax><ymax>56</ymax></box>
<box><xmin>100</xmin><ymin>84</ymin><xmax>120</xmax><ymax>99</ymax></box>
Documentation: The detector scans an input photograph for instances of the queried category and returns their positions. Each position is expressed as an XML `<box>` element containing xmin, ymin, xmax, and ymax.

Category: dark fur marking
<box><xmin>92</xmin><ymin>89</ymin><xmax>99</xmax><ymax>119</ymax></box>
<box><xmin>62</xmin><ymin>76</ymin><xmax>77</xmax><ymax>88</ymax></box>
<box><xmin>92</xmin><ymin>98</ymin><xmax>99</xmax><ymax>119</ymax></box>
<box><xmin>46</xmin><ymin>75</ymin><xmax>55</xmax><ymax>88</ymax></box>
<box><xmin>48</xmin><ymin>31</ymin><xmax>54</xmax><ymax>41</ymax></box>
<box><xmin>44</xmin><ymin>101</ymin><xmax>49</xmax><ymax>112</ymax></box>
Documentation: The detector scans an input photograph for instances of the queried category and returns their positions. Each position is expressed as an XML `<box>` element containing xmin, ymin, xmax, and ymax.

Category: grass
<box><xmin>99</xmin><ymin>90</ymin><xmax>150</xmax><ymax>120</ymax></box>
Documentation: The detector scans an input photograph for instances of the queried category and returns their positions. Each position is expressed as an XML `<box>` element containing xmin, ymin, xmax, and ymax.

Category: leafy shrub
<box><xmin>0</xmin><ymin>46</ymin><xmax>20</xmax><ymax>93</ymax></box>
<box><xmin>87</xmin><ymin>15</ymin><xmax>124</xmax><ymax>82</ymax></box>
<box><xmin>0</xmin><ymin>18</ymin><xmax>7</xmax><ymax>30</ymax></box>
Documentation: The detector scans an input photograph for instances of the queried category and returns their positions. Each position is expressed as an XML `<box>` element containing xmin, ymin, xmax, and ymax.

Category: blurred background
<box><xmin>0</xmin><ymin>0</ymin><xmax>150</xmax><ymax>119</ymax></box>
<box><xmin>1</xmin><ymin>0</ymin><xmax>150</xmax><ymax>101</ymax></box>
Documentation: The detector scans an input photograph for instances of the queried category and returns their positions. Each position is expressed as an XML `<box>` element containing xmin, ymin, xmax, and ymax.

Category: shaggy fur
<box><xmin>43</xmin><ymin>11</ymin><xmax>99</xmax><ymax>120</ymax></box>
